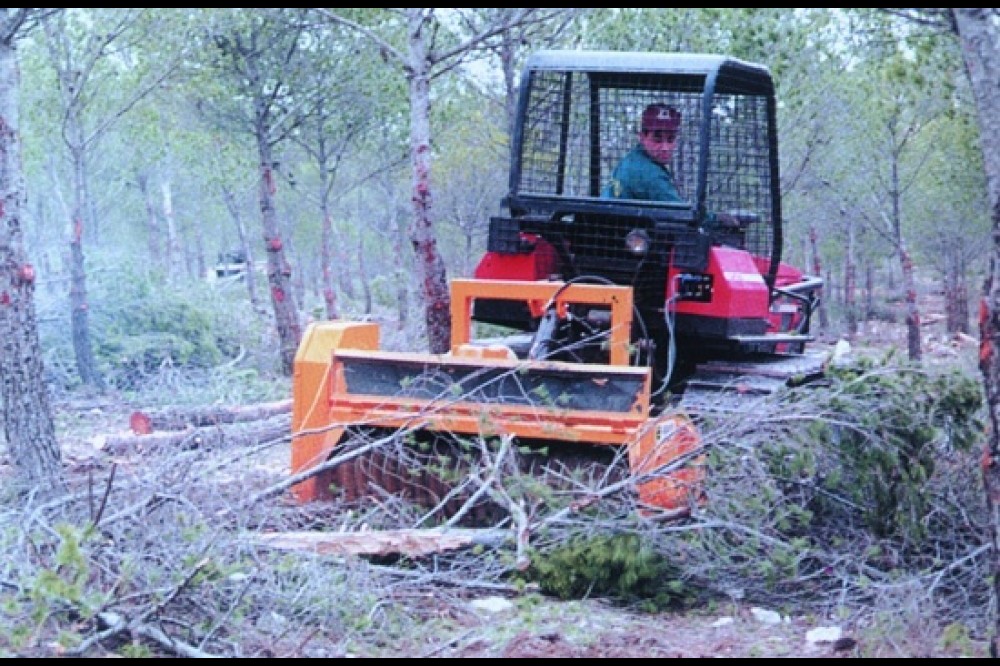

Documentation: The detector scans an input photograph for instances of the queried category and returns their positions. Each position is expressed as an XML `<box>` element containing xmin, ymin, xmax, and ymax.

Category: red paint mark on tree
<box><xmin>272</xmin><ymin>286</ymin><xmax>285</xmax><ymax>302</ymax></box>
<box><xmin>979</xmin><ymin>298</ymin><xmax>992</xmax><ymax>365</ymax></box>
<box><xmin>0</xmin><ymin>292</ymin><xmax>9</xmax><ymax>305</ymax></box>
<box><xmin>267</xmin><ymin>237</ymin><xmax>283</xmax><ymax>252</ymax></box>
<box><xmin>18</xmin><ymin>264</ymin><xmax>34</xmax><ymax>284</ymax></box>
<box><xmin>73</xmin><ymin>217</ymin><xmax>84</xmax><ymax>242</ymax></box>
<box><xmin>129</xmin><ymin>411</ymin><xmax>153</xmax><ymax>435</ymax></box>
<box><xmin>264</xmin><ymin>166</ymin><xmax>276</xmax><ymax>196</ymax></box>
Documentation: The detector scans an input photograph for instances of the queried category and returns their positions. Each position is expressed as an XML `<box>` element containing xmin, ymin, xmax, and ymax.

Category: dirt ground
<box><xmin>318</xmin><ymin>589</ymin><xmax>984</xmax><ymax>658</ymax></box>
<box><xmin>43</xmin><ymin>385</ymin><xmax>988</xmax><ymax>660</ymax></box>
<box><xmin>447</xmin><ymin>599</ymin><xmax>863</xmax><ymax>659</ymax></box>
<box><xmin>12</xmin><ymin>296</ymin><xmax>985</xmax><ymax>659</ymax></box>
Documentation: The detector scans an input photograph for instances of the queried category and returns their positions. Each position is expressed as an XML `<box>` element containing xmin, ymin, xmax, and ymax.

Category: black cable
<box><xmin>532</xmin><ymin>274</ymin><xmax>652</xmax><ymax>369</ymax></box>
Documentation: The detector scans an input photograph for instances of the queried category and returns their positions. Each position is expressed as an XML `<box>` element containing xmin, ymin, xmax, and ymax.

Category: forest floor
<box><xmin>4</xmin><ymin>286</ymin><xmax>989</xmax><ymax>658</ymax></box>
<box><xmin>47</xmin><ymin>391</ymin><xmax>991</xmax><ymax>659</ymax></box>
<box><xmin>32</xmin><ymin>305</ymin><xmax>988</xmax><ymax>659</ymax></box>
<box><xmin>45</xmin><ymin>404</ymin><xmax>990</xmax><ymax>660</ymax></box>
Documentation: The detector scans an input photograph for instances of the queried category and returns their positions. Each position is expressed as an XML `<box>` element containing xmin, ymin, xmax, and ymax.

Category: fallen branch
<box><xmin>95</xmin><ymin>414</ymin><xmax>290</xmax><ymax>455</ymax></box>
<box><xmin>243</xmin><ymin>427</ymin><xmax>401</xmax><ymax>506</ymax></box>
<box><xmin>129</xmin><ymin>399</ymin><xmax>292</xmax><ymax>434</ymax></box>
<box><xmin>920</xmin><ymin>313</ymin><xmax>945</xmax><ymax>327</ymax></box>
<box><xmin>251</xmin><ymin>527</ymin><xmax>509</xmax><ymax>558</ymax></box>
<box><xmin>65</xmin><ymin>558</ymin><xmax>219</xmax><ymax>658</ymax></box>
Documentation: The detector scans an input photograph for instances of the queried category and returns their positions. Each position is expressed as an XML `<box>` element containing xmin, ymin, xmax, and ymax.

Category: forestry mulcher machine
<box><xmin>290</xmin><ymin>51</ymin><xmax>824</xmax><ymax>517</ymax></box>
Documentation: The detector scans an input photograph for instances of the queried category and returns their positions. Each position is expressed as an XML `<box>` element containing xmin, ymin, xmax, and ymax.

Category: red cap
<box><xmin>641</xmin><ymin>104</ymin><xmax>681</xmax><ymax>132</ymax></box>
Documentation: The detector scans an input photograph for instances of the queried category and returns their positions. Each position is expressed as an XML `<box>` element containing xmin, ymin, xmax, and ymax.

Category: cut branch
<box><xmin>251</xmin><ymin>527</ymin><xmax>509</xmax><ymax>558</ymax></box>
<box><xmin>96</xmin><ymin>414</ymin><xmax>291</xmax><ymax>455</ymax></box>
<box><xmin>129</xmin><ymin>399</ymin><xmax>292</xmax><ymax>434</ymax></box>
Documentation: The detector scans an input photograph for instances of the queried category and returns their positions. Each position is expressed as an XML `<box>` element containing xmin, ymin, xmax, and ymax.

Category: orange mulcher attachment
<box><xmin>290</xmin><ymin>279</ymin><xmax>703</xmax><ymax>516</ymax></box>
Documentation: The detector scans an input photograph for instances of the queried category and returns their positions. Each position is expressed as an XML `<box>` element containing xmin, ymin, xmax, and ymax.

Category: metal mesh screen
<box><xmin>703</xmin><ymin>93</ymin><xmax>773</xmax><ymax>252</ymax></box>
<box><xmin>515</xmin><ymin>65</ymin><xmax>776</xmax><ymax>264</ymax></box>
<box><xmin>519</xmin><ymin>71</ymin><xmax>705</xmax><ymax>200</ymax></box>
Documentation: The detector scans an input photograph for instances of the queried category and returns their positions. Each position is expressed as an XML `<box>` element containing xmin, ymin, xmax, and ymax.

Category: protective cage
<box><xmin>506</xmin><ymin>50</ymin><xmax>782</xmax><ymax>288</ymax></box>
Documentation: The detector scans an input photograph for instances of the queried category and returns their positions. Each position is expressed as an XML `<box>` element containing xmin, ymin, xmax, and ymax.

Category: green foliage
<box><xmin>37</xmin><ymin>267</ymin><xmax>270</xmax><ymax>392</ymax></box>
<box><xmin>524</xmin><ymin>532</ymin><xmax>688</xmax><ymax>610</ymax></box>
<box><xmin>31</xmin><ymin>524</ymin><xmax>90</xmax><ymax>608</ymax></box>
<box><xmin>94</xmin><ymin>273</ymin><xmax>224</xmax><ymax>380</ymax></box>
<box><xmin>118</xmin><ymin>643</ymin><xmax>154</xmax><ymax>658</ymax></box>
<box><xmin>776</xmin><ymin>354</ymin><xmax>983</xmax><ymax>542</ymax></box>
<box><xmin>939</xmin><ymin>621</ymin><xmax>974</xmax><ymax>653</ymax></box>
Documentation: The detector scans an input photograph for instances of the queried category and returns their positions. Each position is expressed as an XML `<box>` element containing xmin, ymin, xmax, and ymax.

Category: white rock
<box><xmin>469</xmin><ymin>597</ymin><xmax>515</xmax><ymax>613</ymax></box>
<box><xmin>830</xmin><ymin>339</ymin><xmax>852</xmax><ymax>366</ymax></box>
<box><xmin>750</xmin><ymin>607</ymin><xmax>782</xmax><ymax>625</ymax></box>
<box><xmin>711</xmin><ymin>617</ymin><xmax>734</xmax><ymax>628</ymax></box>
<box><xmin>805</xmin><ymin>626</ymin><xmax>843</xmax><ymax>644</ymax></box>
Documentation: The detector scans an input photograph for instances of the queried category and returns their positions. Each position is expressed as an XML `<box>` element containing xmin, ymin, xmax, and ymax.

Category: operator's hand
<box><xmin>716</xmin><ymin>212</ymin><xmax>740</xmax><ymax>229</ymax></box>
<box><xmin>714</xmin><ymin>210</ymin><xmax>759</xmax><ymax>229</ymax></box>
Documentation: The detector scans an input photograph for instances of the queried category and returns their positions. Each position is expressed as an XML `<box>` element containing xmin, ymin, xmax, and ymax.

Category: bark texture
<box><xmin>0</xmin><ymin>11</ymin><xmax>64</xmax><ymax>492</ymax></box>
<box><xmin>950</xmin><ymin>7</ymin><xmax>1000</xmax><ymax>657</ymax></box>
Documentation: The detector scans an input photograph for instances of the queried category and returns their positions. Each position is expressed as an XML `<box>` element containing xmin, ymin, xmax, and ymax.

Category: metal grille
<box><xmin>514</xmin><ymin>61</ymin><xmax>777</xmax><ymax>265</ymax></box>
<box><xmin>703</xmin><ymin>93</ymin><xmax>773</xmax><ymax>254</ymax></box>
<box><xmin>519</xmin><ymin>71</ymin><xmax>705</xmax><ymax>200</ymax></box>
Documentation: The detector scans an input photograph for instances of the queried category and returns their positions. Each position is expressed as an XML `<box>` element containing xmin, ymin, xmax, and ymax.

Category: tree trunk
<box><xmin>321</xmin><ymin>211</ymin><xmax>338</xmax><ymax>320</ymax></box>
<box><xmin>844</xmin><ymin>220</ymin><xmax>857</xmax><ymax>341</ymax></box>
<box><xmin>161</xmin><ymin>178</ymin><xmax>180</xmax><ymax>282</ymax></box>
<box><xmin>318</xmin><ymin>158</ymin><xmax>337</xmax><ymax>320</ymax></box>
<box><xmin>220</xmin><ymin>183</ymin><xmax>261</xmax><ymax>313</ymax></box>
<box><xmin>391</xmin><ymin>205</ymin><xmax>408</xmax><ymax>330</ymax></box>
<box><xmin>256</xmin><ymin>134</ymin><xmax>301</xmax><ymax>374</ymax></box>
<box><xmin>951</xmin><ymin>7</ymin><xmax>1000</xmax><ymax>657</ymax></box>
<box><xmin>101</xmin><ymin>414</ymin><xmax>290</xmax><ymax>455</ymax></box>
<box><xmin>253</xmin><ymin>527</ymin><xmax>508</xmax><ymax>558</ymax></box>
<box><xmin>945</xmin><ymin>267</ymin><xmax>970</xmax><ymax>335</ymax></box>
<box><xmin>889</xmin><ymin>141</ymin><xmax>922</xmax><ymax>361</ymax></box>
<box><xmin>129</xmin><ymin>398</ymin><xmax>291</xmax><ymax>433</ymax></box>
<box><xmin>0</xmin><ymin>22</ymin><xmax>64</xmax><ymax>492</ymax></box>
<box><xmin>901</xmin><ymin>247</ymin><xmax>921</xmax><ymax>361</ymax></box>
<box><xmin>67</xmin><ymin>112</ymin><xmax>103</xmax><ymax>390</ymax></box>
<box><xmin>338</xmin><ymin>190</ymin><xmax>356</xmax><ymax>301</ymax></box>
<box><xmin>864</xmin><ymin>263</ymin><xmax>874</xmax><ymax>324</ymax></box>
<box><xmin>136</xmin><ymin>170</ymin><xmax>162</xmax><ymax>276</ymax></box>
<box><xmin>285</xmin><ymin>232</ymin><xmax>306</xmax><ymax>315</ymax></box>
<box><xmin>956</xmin><ymin>278</ymin><xmax>970</xmax><ymax>335</ymax></box>
<box><xmin>808</xmin><ymin>225</ymin><xmax>827</xmax><ymax>333</ymax></box>
<box><xmin>406</xmin><ymin>27</ymin><xmax>450</xmax><ymax>354</ymax></box>
<box><xmin>359</xmin><ymin>234</ymin><xmax>372</xmax><ymax>316</ymax></box>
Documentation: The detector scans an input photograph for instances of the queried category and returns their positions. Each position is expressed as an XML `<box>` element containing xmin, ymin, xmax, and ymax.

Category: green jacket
<box><xmin>602</xmin><ymin>145</ymin><xmax>681</xmax><ymax>202</ymax></box>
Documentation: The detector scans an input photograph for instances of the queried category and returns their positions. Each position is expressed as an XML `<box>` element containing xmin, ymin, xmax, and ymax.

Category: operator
<box><xmin>602</xmin><ymin>103</ymin><xmax>683</xmax><ymax>202</ymax></box>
